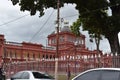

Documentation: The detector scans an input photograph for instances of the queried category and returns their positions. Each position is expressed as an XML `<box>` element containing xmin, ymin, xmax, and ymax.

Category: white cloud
<box><xmin>118</xmin><ymin>32</ymin><xmax>120</xmax><ymax>44</ymax></box>
<box><xmin>0</xmin><ymin>0</ymin><xmax>111</xmax><ymax>53</ymax></box>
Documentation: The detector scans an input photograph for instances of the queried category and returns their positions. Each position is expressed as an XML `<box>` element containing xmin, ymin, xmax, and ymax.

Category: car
<box><xmin>72</xmin><ymin>68</ymin><xmax>120</xmax><ymax>80</ymax></box>
<box><xmin>10</xmin><ymin>70</ymin><xmax>54</xmax><ymax>80</ymax></box>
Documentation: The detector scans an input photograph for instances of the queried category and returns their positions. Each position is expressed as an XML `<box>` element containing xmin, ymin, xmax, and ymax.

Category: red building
<box><xmin>0</xmin><ymin>22</ymin><xmax>108</xmax><ymax>78</ymax></box>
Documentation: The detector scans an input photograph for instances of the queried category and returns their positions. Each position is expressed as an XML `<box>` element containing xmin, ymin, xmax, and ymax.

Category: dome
<box><xmin>61</xmin><ymin>26</ymin><xmax>71</xmax><ymax>32</ymax></box>
<box><xmin>50</xmin><ymin>26</ymin><xmax>71</xmax><ymax>35</ymax></box>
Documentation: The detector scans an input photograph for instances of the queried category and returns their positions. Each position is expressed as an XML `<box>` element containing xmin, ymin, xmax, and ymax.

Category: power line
<box><xmin>0</xmin><ymin>3</ymin><xmax>119</xmax><ymax>27</ymax></box>
<box><xmin>0</xmin><ymin>14</ymin><xmax>29</xmax><ymax>27</ymax></box>
<box><xmin>62</xmin><ymin>14</ymin><xmax>79</xmax><ymax>18</ymax></box>
<box><xmin>40</xmin><ymin>21</ymin><xmax>55</xmax><ymax>34</ymax></box>
<box><xmin>0</xmin><ymin>3</ymin><xmax>119</xmax><ymax>41</ymax></box>
<box><xmin>30</xmin><ymin>3</ymin><xmax>120</xmax><ymax>40</ymax></box>
<box><xmin>29</xmin><ymin>10</ymin><xmax>55</xmax><ymax>42</ymax></box>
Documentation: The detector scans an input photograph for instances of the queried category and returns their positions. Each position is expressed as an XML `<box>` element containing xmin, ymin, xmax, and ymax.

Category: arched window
<box><xmin>27</xmin><ymin>53</ymin><xmax>29</xmax><ymax>58</ymax></box>
<box><xmin>53</xmin><ymin>55</ymin><xmax>55</xmax><ymax>59</ymax></box>
<box><xmin>60</xmin><ymin>36</ymin><xmax>64</xmax><ymax>42</ymax></box>
<box><xmin>46</xmin><ymin>55</ymin><xmax>48</xmax><ymax>59</ymax></box>
<box><xmin>50</xmin><ymin>55</ymin><xmax>52</xmax><ymax>59</ymax></box>
<box><xmin>42</xmin><ymin>55</ymin><xmax>45</xmax><ymax>59</ymax></box>
<box><xmin>33</xmin><ymin>53</ymin><xmax>35</xmax><ymax>59</ymax></box>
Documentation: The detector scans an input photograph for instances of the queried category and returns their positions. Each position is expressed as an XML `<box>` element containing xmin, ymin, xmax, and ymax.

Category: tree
<box><xmin>10</xmin><ymin>0</ymin><xmax>120</xmax><ymax>54</ymax></box>
<box><xmin>107</xmin><ymin>0</ymin><xmax>120</xmax><ymax>54</ymax></box>
<box><xmin>79</xmin><ymin>8</ymin><xmax>107</xmax><ymax>52</ymax></box>
<box><xmin>10</xmin><ymin>0</ymin><xmax>64</xmax><ymax>16</ymax></box>
<box><xmin>70</xmin><ymin>19</ymin><xmax>81</xmax><ymax>37</ymax></box>
<box><xmin>70</xmin><ymin>0</ymin><xmax>120</xmax><ymax>54</ymax></box>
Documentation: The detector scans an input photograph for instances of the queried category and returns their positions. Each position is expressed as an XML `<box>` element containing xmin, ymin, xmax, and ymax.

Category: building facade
<box><xmin>0</xmin><ymin>23</ymin><xmax>112</xmax><ymax>78</ymax></box>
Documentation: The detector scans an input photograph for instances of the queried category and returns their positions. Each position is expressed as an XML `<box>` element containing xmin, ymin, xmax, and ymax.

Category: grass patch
<box><xmin>58</xmin><ymin>74</ymin><xmax>75</xmax><ymax>80</ymax></box>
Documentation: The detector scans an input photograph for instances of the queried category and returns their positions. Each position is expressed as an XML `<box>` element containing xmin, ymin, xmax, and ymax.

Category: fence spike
<box><xmin>111</xmin><ymin>53</ymin><xmax>113</xmax><ymax>57</ymax></box>
<box><xmin>98</xmin><ymin>54</ymin><xmax>101</xmax><ymax>58</ymax></box>
<box><xmin>115</xmin><ymin>52</ymin><xmax>117</xmax><ymax>56</ymax></box>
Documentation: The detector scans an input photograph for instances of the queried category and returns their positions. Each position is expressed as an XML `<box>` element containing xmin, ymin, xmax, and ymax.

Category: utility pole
<box><xmin>55</xmin><ymin>0</ymin><xmax>60</xmax><ymax>80</ymax></box>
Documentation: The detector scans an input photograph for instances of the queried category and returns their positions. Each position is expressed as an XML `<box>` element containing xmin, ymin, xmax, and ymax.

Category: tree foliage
<box><xmin>11</xmin><ymin>0</ymin><xmax>64</xmax><ymax>16</ymax></box>
<box><xmin>10</xmin><ymin>0</ymin><xmax>120</xmax><ymax>54</ymax></box>
<box><xmin>70</xmin><ymin>19</ymin><xmax>81</xmax><ymax>36</ymax></box>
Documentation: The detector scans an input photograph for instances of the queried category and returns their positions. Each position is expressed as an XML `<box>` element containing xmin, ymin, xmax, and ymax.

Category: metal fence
<box><xmin>4</xmin><ymin>53</ymin><xmax>120</xmax><ymax>78</ymax></box>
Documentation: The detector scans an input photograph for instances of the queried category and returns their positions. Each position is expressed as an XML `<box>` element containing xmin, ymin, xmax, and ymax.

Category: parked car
<box><xmin>72</xmin><ymin>68</ymin><xmax>120</xmax><ymax>80</ymax></box>
<box><xmin>10</xmin><ymin>70</ymin><xmax>54</xmax><ymax>80</ymax></box>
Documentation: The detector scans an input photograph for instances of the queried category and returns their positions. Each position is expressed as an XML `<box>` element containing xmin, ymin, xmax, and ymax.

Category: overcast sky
<box><xmin>0</xmin><ymin>0</ymin><xmax>120</xmax><ymax>53</ymax></box>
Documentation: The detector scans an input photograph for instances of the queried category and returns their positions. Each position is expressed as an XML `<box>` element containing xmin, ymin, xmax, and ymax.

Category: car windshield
<box><xmin>11</xmin><ymin>71</ymin><xmax>23</xmax><ymax>78</ymax></box>
<box><xmin>32</xmin><ymin>72</ymin><xmax>54</xmax><ymax>79</ymax></box>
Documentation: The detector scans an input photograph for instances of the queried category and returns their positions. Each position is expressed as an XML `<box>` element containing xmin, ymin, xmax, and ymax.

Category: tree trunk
<box><xmin>95</xmin><ymin>37</ymin><xmax>100</xmax><ymax>52</ymax></box>
<box><xmin>114</xmin><ymin>33</ymin><xmax>120</xmax><ymax>54</ymax></box>
<box><xmin>107</xmin><ymin>36</ymin><xmax>116</xmax><ymax>54</ymax></box>
<box><xmin>107</xmin><ymin>32</ymin><xmax>120</xmax><ymax>55</ymax></box>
